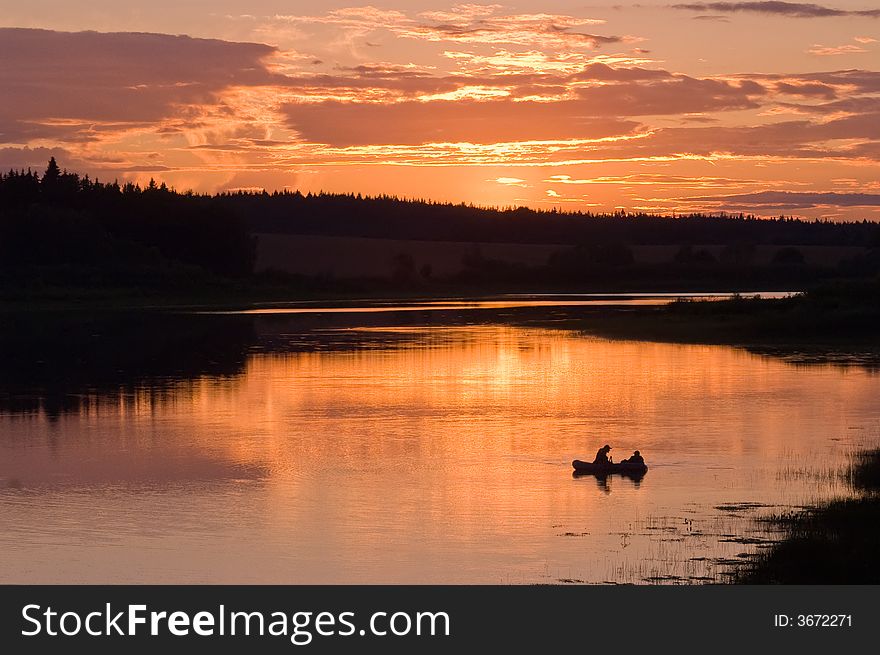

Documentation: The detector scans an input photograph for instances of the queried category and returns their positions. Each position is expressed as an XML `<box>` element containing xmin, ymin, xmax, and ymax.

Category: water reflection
<box><xmin>0</xmin><ymin>303</ymin><xmax>878</xmax><ymax>584</ymax></box>
<box><xmin>0</xmin><ymin>313</ymin><xmax>252</xmax><ymax>419</ymax></box>
<box><xmin>573</xmin><ymin>469</ymin><xmax>647</xmax><ymax>493</ymax></box>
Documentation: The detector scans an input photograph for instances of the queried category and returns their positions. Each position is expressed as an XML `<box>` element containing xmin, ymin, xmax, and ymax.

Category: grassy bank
<box><xmin>734</xmin><ymin>450</ymin><xmax>880</xmax><ymax>584</ymax></box>
<box><xmin>573</xmin><ymin>280</ymin><xmax>880</xmax><ymax>346</ymax></box>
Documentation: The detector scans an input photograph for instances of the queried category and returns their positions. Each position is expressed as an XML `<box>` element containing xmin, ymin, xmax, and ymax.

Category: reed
<box><xmin>733</xmin><ymin>449</ymin><xmax>880</xmax><ymax>583</ymax></box>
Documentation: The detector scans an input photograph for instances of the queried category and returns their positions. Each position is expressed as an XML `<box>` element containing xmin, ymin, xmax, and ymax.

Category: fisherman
<box><xmin>621</xmin><ymin>450</ymin><xmax>645</xmax><ymax>465</ymax></box>
<box><xmin>593</xmin><ymin>444</ymin><xmax>612</xmax><ymax>465</ymax></box>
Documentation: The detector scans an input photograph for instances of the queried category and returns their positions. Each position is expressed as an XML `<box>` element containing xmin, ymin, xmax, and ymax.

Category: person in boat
<box><xmin>593</xmin><ymin>444</ymin><xmax>612</xmax><ymax>465</ymax></box>
<box><xmin>621</xmin><ymin>450</ymin><xmax>645</xmax><ymax>465</ymax></box>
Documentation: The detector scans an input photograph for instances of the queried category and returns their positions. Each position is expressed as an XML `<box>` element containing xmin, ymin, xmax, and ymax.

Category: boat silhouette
<box><xmin>571</xmin><ymin>459</ymin><xmax>647</xmax><ymax>479</ymax></box>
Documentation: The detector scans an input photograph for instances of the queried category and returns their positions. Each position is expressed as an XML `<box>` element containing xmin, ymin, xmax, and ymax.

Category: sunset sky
<box><xmin>1</xmin><ymin>1</ymin><xmax>879</xmax><ymax>219</ymax></box>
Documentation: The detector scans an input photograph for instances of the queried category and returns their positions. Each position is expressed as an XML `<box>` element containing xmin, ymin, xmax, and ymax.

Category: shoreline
<box><xmin>0</xmin><ymin>283</ymin><xmax>794</xmax><ymax>313</ymax></box>
<box><xmin>4</xmin><ymin>286</ymin><xmax>878</xmax><ymax>349</ymax></box>
<box><xmin>732</xmin><ymin>450</ymin><xmax>880</xmax><ymax>584</ymax></box>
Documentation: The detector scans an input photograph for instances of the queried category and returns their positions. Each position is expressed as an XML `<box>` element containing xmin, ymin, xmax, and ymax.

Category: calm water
<box><xmin>0</xmin><ymin>299</ymin><xmax>877</xmax><ymax>584</ymax></box>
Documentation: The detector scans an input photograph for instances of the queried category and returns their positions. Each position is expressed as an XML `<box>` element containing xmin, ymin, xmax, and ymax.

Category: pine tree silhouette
<box><xmin>43</xmin><ymin>157</ymin><xmax>61</xmax><ymax>186</ymax></box>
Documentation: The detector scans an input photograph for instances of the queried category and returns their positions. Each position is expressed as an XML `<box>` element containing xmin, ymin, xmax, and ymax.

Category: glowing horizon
<box><xmin>1</xmin><ymin>1</ymin><xmax>879</xmax><ymax>220</ymax></box>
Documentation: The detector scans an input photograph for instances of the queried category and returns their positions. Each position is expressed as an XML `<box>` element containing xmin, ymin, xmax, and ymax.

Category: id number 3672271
<box><xmin>773</xmin><ymin>614</ymin><xmax>852</xmax><ymax>628</ymax></box>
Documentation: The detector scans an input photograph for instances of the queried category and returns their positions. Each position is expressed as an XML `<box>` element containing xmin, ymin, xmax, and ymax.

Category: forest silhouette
<box><xmin>2</xmin><ymin>159</ymin><xmax>879</xmax><ymax>298</ymax></box>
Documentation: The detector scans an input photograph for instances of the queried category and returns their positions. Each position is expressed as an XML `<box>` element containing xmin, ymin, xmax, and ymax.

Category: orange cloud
<box><xmin>808</xmin><ymin>44</ymin><xmax>868</xmax><ymax>55</ymax></box>
<box><xmin>491</xmin><ymin>176</ymin><xmax>529</xmax><ymax>187</ymax></box>
<box><xmin>267</xmin><ymin>5</ymin><xmax>622</xmax><ymax>50</ymax></box>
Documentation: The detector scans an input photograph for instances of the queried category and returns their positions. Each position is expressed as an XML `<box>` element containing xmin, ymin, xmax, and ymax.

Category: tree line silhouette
<box><xmin>1</xmin><ymin>159</ymin><xmax>878</xmax><ymax>295</ymax></box>
<box><xmin>225</xmin><ymin>189</ymin><xmax>880</xmax><ymax>248</ymax></box>
<box><xmin>0</xmin><ymin>159</ymin><xmax>254</xmax><ymax>289</ymax></box>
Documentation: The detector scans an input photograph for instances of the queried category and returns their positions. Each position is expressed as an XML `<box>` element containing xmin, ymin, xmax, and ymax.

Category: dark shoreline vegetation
<box><xmin>733</xmin><ymin>450</ymin><xmax>880</xmax><ymax>584</ymax></box>
<box><xmin>574</xmin><ymin>281</ymin><xmax>880</xmax><ymax>347</ymax></box>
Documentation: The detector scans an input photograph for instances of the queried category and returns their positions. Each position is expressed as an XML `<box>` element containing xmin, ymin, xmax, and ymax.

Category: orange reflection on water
<box><xmin>1</xmin><ymin>324</ymin><xmax>877</xmax><ymax>583</ymax></box>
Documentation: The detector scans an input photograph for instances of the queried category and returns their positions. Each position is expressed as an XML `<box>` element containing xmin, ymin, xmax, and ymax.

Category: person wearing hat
<box><xmin>593</xmin><ymin>444</ymin><xmax>612</xmax><ymax>465</ymax></box>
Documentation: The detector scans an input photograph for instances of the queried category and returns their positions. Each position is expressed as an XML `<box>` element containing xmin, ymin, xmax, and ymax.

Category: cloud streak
<box><xmin>670</xmin><ymin>2</ymin><xmax>880</xmax><ymax>18</ymax></box>
<box><xmin>684</xmin><ymin>190</ymin><xmax>880</xmax><ymax>208</ymax></box>
<box><xmin>271</xmin><ymin>6</ymin><xmax>624</xmax><ymax>50</ymax></box>
<box><xmin>400</xmin><ymin>11</ymin><xmax>623</xmax><ymax>49</ymax></box>
<box><xmin>808</xmin><ymin>44</ymin><xmax>868</xmax><ymax>55</ymax></box>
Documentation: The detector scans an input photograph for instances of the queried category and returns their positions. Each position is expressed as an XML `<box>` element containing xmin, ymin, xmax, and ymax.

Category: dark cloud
<box><xmin>526</xmin><ymin>110</ymin><xmax>880</xmax><ymax>164</ymax></box>
<box><xmin>281</xmin><ymin>99</ymin><xmax>642</xmax><ymax>146</ymax></box>
<box><xmin>810</xmin><ymin>69</ymin><xmax>880</xmax><ymax>91</ymax></box>
<box><xmin>670</xmin><ymin>2</ymin><xmax>880</xmax><ymax>18</ymax></box>
<box><xmin>777</xmin><ymin>96</ymin><xmax>878</xmax><ymax>114</ymax></box>
<box><xmin>0</xmin><ymin>28</ymin><xmax>277</xmax><ymax>141</ymax></box>
<box><xmin>274</xmin><ymin>7</ymin><xmax>624</xmax><ymax>50</ymax></box>
<box><xmin>570</xmin><ymin>63</ymin><xmax>674</xmax><ymax>82</ymax></box>
<box><xmin>775</xmin><ymin>81</ymin><xmax>837</xmax><ymax>98</ymax></box>
<box><xmin>281</xmin><ymin>62</ymin><xmax>675</xmax><ymax>95</ymax></box>
<box><xmin>741</xmin><ymin>69</ymin><xmax>880</xmax><ymax>95</ymax></box>
<box><xmin>684</xmin><ymin>191</ymin><xmax>880</xmax><ymax>208</ymax></box>
<box><xmin>415</xmin><ymin>23</ymin><xmax>623</xmax><ymax>47</ymax></box>
<box><xmin>398</xmin><ymin>11</ymin><xmax>625</xmax><ymax>48</ymax></box>
<box><xmin>281</xmin><ymin>73</ymin><xmax>765</xmax><ymax>146</ymax></box>
<box><xmin>572</xmin><ymin>76</ymin><xmax>765</xmax><ymax>114</ymax></box>
<box><xmin>277</xmin><ymin>63</ymin><xmax>679</xmax><ymax>98</ymax></box>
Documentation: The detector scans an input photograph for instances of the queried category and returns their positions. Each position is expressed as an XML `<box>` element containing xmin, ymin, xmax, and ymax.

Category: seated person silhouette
<box><xmin>621</xmin><ymin>450</ymin><xmax>645</xmax><ymax>465</ymax></box>
<box><xmin>593</xmin><ymin>444</ymin><xmax>612</xmax><ymax>465</ymax></box>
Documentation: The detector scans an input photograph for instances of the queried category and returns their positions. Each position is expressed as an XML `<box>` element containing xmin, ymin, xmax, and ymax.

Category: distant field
<box><xmin>254</xmin><ymin>234</ymin><xmax>562</xmax><ymax>277</ymax></box>
<box><xmin>254</xmin><ymin>233</ymin><xmax>869</xmax><ymax>278</ymax></box>
<box><xmin>631</xmin><ymin>244</ymin><xmax>868</xmax><ymax>266</ymax></box>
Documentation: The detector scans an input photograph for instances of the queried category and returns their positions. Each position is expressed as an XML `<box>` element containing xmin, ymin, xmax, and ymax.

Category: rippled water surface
<box><xmin>1</xmin><ymin>300</ymin><xmax>877</xmax><ymax>583</ymax></box>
